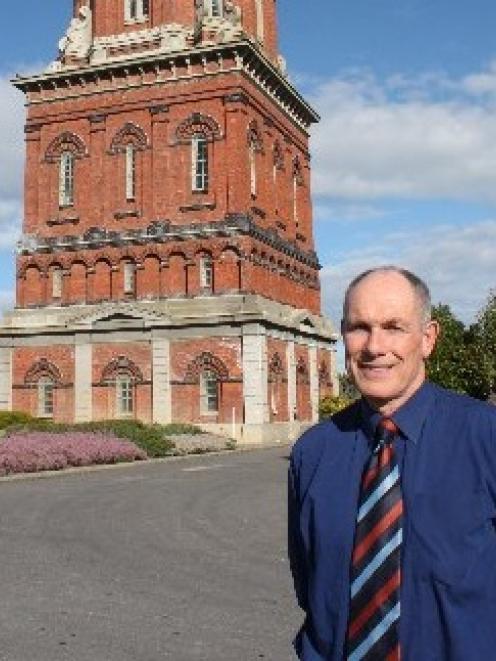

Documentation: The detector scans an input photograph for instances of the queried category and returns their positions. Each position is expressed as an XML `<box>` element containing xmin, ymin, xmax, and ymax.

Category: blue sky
<box><xmin>1</xmin><ymin>1</ymin><xmax>496</xmax><ymax>342</ymax></box>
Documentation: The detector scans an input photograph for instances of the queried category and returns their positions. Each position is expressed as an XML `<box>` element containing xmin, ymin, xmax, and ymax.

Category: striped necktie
<box><xmin>346</xmin><ymin>417</ymin><xmax>402</xmax><ymax>661</ymax></box>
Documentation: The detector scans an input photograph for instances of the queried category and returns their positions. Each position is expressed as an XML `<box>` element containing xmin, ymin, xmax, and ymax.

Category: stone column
<box><xmin>242</xmin><ymin>329</ymin><xmax>268</xmax><ymax>425</ymax></box>
<box><xmin>0</xmin><ymin>347</ymin><xmax>12</xmax><ymax>411</ymax></box>
<box><xmin>152</xmin><ymin>336</ymin><xmax>172</xmax><ymax>424</ymax></box>
<box><xmin>286</xmin><ymin>339</ymin><xmax>296</xmax><ymax>422</ymax></box>
<box><xmin>74</xmin><ymin>340</ymin><xmax>92</xmax><ymax>422</ymax></box>
<box><xmin>309</xmin><ymin>343</ymin><xmax>319</xmax><ymax>423</ymax></box>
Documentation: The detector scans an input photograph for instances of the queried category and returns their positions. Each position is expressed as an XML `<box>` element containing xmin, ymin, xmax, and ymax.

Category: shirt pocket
<box><xmin>408</xmin><ymin>488</ymin><xmax>493</xmax><ymax>586</ymax></box>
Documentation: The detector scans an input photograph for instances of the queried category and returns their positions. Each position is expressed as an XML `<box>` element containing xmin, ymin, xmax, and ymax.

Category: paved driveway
<box><xmin>0</xmin><ymin>447</ymin><xmax>302</xmax><ymax>661</ymax></box>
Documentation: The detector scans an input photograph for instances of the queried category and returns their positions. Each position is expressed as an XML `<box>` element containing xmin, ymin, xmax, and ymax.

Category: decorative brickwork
<box><xmin>1</xmin><ymin>1</ymin><xmax>338</xmax><ymax>442</ymax></box>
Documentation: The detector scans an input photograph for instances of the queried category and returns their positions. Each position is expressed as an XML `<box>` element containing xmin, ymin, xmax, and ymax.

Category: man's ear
<box><xmin>422</xmin><ymin>319</ymin><xmax>440</xmax><ymax>359</ymax></box>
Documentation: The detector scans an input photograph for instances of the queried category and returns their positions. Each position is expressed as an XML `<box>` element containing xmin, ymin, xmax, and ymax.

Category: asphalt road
<box><xmin>0</xmin><ymin>447</ymin><xmax>302</xmax><ymax>661</ymax></box>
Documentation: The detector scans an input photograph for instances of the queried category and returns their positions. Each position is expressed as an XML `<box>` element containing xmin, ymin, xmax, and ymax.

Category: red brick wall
<box><xmin>267</xmin><ymin>337</ymin><xmax>288</xmax><ymax>422</ymax></box>
<box><xmin>92</xmin><ymin>342</ymin><xmax>152</xmax><ymax>422</ymax></box>
<box><xmin>295</xmin><ymin>343</ymin><xmax>311</xmax><ymax>422</ymax></box>
<box><xmin>170</xmin><ymin>337</ymin><xmax>243</xmax><ymax>424</ymax></box>
<box><xmin>12</xmin><ymin>346</ymin><xmax>75</xmax><ymax>423</ymax></box>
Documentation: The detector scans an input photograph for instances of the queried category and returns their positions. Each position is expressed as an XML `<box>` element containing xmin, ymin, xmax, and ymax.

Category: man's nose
<box><xmin>363</xmin><ymin>328</ymin><xmax>386</xmax><ymax>355</ymax></box>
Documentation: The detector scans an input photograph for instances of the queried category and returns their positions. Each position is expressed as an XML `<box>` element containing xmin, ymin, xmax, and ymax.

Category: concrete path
<box><xmin>0</xmin><ymin>447</ymin><xmax>302</xmax><ymax>660</ymax></box>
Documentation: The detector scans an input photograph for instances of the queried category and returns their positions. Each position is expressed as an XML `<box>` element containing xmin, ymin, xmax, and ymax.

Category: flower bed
<box><xmin>0</xmin><ymin>432</ymin><xmax>147</xmax><ymax>476</ymax></box>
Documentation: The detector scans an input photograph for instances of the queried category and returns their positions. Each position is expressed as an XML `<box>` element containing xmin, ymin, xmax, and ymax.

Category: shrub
<box><xmin>161</xmin><ymin>423</ymin><xmax>202</xmax><ymax>435</ymax></box>
<box><xmin>4</xmin><ymin>420</ymin><xmax>173</xmax><ymax>458</ymax></box>
<box><xmin>0</xmin><ymin>432</ymin><xmax>147</xmax><ymax>475</ymax></box>
<box><xmin>0</xmin><ymin>411</ymin><xmax>36</xmax><ymax>430</ymax></box>
<box><xmin>319</xmin><ymin>395</ymin><xmax>354</xmax><ymax>419</ymax></box>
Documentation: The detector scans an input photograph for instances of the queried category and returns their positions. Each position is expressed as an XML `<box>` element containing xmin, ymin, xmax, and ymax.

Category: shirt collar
<box><xmin>360</xmin><ymin>380</ymin><xmax>436</xmax><ymax>444</ymax></box>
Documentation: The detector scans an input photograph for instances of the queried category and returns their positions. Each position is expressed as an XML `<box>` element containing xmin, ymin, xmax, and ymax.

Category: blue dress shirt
<box><xmin>288</xmin><ymin>381</ymin><xmax>496</xmax><ymax>660</ymax></box>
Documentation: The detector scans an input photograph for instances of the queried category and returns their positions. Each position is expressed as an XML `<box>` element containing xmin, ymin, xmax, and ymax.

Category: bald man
<box><xmin>288</xmin><ymin>266</ymin><xmax>496</xmax><ymax>660</ymax></box>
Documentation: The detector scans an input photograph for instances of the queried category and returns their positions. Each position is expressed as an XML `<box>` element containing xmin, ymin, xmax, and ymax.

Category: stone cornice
<box><xmin>17</xmin><ymin>214</ymin><xmax>321</xmax><ymax>269</ymax></box>
<box><xmin>12</xmin><ymin>42</ymin><xmax>319</xmax><ymax>131</ymax></box>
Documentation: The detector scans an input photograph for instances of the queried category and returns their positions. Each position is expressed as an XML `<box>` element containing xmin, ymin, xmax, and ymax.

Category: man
<box><xmin>288</xmin><ymin>266</ymin><xmax>496</xmax><ymax>660</ymax></box>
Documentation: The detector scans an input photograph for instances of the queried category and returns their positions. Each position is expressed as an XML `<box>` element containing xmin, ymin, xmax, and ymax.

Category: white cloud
<box><xmin>313</xmin><ymin>202</ymin><xmax>387</xmax><ymax>223</ymax></box>
<box><xmin>0</xmin><ymin>75</ymin><xmax>25</xmax><ymax>201</ymax></box>
<box><xmin>0</xmin><ymin>287</ymin><xmax>14</xmax><ymax>314</ymax></box>
<box><xmin>308</xmin><ymin>64</ymin><xmax>496</xmax><ymax>203</ymax></box>
<box><xmin>320</xmin><ymin>219</ymin><xmax>496</xmax><ymax>328</ymax></box>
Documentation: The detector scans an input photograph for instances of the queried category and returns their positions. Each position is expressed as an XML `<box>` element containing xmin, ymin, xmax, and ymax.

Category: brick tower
<box><xmin>0</xmin><ymin>0</ymin><xmax>337</xmax><ymax>442</ymax></box>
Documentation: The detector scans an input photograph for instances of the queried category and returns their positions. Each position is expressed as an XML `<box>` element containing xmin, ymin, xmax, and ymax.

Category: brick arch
<box><xmin>67</xmin><ymin>260</ymin><xmax>88</xmax><ymax>304</ymax></box>
<box><xmin>319</xmin><ymin>361</ymin><xmax>332</xmax><ymax>388</ymax></box>
<box><xmin>184</xmin><ymin>352</ymin><xmax>229</xmax><ymax>384</ymax></box>
<box><xmin>194</xmin><ymin>248</ymin><xmax>213</xmax><ymax>259</ymax></box>
<box><xmin>100</xmin><ymin>356</ymin><xmax>144</xmax><ymax>384</ymax></box>
<box><xmin>175</xmin><ymin>113</ymin><xmax>222</xmax><ymax>143</ymax></box>
<box><xmin>93</xmin><ymin>258</ymin><xmax>112</xmax><ymax>301</ymax></box>
<box><xmin>247</xmin><ymin>119</ymin><xmax>264</xmax><ymax>152</ymax></box>
<box><xmin>273</xmin><ymin>139</ymin><xmax>284</xmax><ymax>169</ymax></box>
<box><xmin>268</xmin><ymin>352</ymin><xmax>284</xmax><ymax>382</ymax></box>
<box><xmin>109</xmin><ymin>122</ymin><xmax>149</xmax><ymax>154</ymax></box>
<box><xmin>25</xmin><ymin>358</ymin><xmax>62</xmax><ymax>385</ymax></box>
<box><xmin>219</xmin><ymin>245</ymin><xmax>242</xmax><ymax>258</ymax></box>
<box><xmin>296</xmin><ymin>357</ymin><xmax>310</xmax><ymax>385</ymax></box>
<box><xmin>45</xmin><ymin>131</ymin><xmax>87</xmax><ymax>162</ymax></box>
<box><xmin>292</xmin><ymin>155</ymin><xmax>304</xmax><ymax>185</ymax></box>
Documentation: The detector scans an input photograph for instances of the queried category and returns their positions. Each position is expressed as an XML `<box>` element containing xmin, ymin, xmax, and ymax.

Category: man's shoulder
<box><xmin>291</xmin><ymin>399</ymin><xmax>361</xmax><ymax>462</ymax></box>
<box><xmin>428</xmin><ymin>382</ymin><xmax>496</xmax><ymax>425</ymax></box>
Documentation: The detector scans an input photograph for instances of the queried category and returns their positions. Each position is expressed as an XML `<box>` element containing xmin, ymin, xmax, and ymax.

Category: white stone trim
<box><xmin>286</xmin><ymin>340</ymin><xmax>296</xmax><ymax>422</ymax></box>
<box><xmin>0</xmin><ymin>347</ymin><xmax>12</xmax><ymax>411</ymax></box>
<box><xmin>309</xmin><ymin>344</ymin><xmax>319</xmax><ymax>423</ymax></box>
<box><xmin>75</xmin><ymin>342</ymin><xmax>92</xmax><ymax>422</ymax></box>
<box><xmin>242</xmin><ymin>333</ymin><xmax>268</xmax><ymax>425</ymax></box>
<box><xmin>152</xmin><ymin>337</ymin><xmax>172</xmax><ymax>424</ymax></box>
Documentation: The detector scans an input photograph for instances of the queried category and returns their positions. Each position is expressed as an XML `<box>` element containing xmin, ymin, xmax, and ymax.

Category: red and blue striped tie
<box><xmin>346</xmin><ymin>417</ymin><xmax>402</xmax><ymax>661</ymax></box>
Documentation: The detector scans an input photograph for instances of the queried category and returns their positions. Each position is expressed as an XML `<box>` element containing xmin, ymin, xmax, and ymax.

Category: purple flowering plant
<box><xmin>0</xmin><ymin>432</ymin><xmax>147</xmax><ymax>475</ymax></box>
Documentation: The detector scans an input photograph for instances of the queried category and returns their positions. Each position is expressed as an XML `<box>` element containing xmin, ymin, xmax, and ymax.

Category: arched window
<box><xmin>205</xmin><ymin>0</ymin><xmax>223</xmax><ymax>18</ymax></box>
<box><xmin>255</xmin><ymin>0</ymin><xmax>265</xmax><ymax>43</ymax></box>
<box><xmin>192</xmin><ymin>133</ymin><xmax>209</xmax><ymax>192</ymax></box>
<box><xmin>125</xmin><ymin>0</ymin><xmax>149</xmax><ymax>22</ymax></box>
<box><xmin>200</xmin><ymin>254</ymin><xmax>213</xmax><ymax>290</ymax></box>
<box><xmin>59</xmin><ymin>151</ymin><xmax>75</xmax><ymax>207</ymax></box>
<box><xmin>123</xmin><ymin>261</ymin><xmax>136</xmax><ymax>295</ymax></box>
<box><xmin>201</xmin><ymin>369</ymin><xmax>219</xmax><ymax>413</ymax></box>
<box><xmin>45</xmin><ymin>132</ymin><xmax>87</xmax><ymax>210</ymax></box>
<box><xmin>116</xmin><ymin>374</ymin><xmax>134</xmax><ymax>415</ymax></box>
<box><xmin>247</xmin><ymin>121</ymin><xmax>263</xmax><ymax>199</ymax></box>
<box><xmin>125</xmin><ymin>144</ymin><xmax>136</xmax><ymax>201</ymax></box>
<box><xmin>38</xmin><ymin>376</ymin><xmax>55</xmax><ymax>417</ymax></box>
<box><xmin>249</xmin><ymin>141</ymin><xmax>257</xmax><ymax>198</ymax></box>
<box><xmin>292</xmin><ymin>157</ymin><xmax>304</xmax><ymax>224</ymax></box>
<box><xmin>52</xmin><ymin>266</ymin><xmax>63</xmax><ymax>299</ymax></box>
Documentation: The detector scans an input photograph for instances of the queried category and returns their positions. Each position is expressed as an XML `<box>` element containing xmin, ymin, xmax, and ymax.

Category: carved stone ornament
<box><xmin>58</xmin><ymin>4</ymin><xmax>93</xmax><ymax>60</ymax></box>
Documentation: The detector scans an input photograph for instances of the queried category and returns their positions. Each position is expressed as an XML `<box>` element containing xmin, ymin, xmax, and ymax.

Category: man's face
<box><xmin>342</xmin><ymin>271</ymin><xmax>439</xmax><ymax>414</ymax></box>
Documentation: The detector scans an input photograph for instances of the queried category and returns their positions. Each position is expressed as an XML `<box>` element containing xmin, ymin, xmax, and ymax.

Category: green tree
<box><xmin>473</xmin><ymin>290</ymin><xmax>496</xmax><ymax>396</ymax></box>
<box><xmin>426</xmin><ymin>303</ymin><xmax>491</xmax><ymax>400</ymax></box>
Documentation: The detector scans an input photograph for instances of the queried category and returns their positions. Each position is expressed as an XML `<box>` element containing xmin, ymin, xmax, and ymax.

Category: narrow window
<box><xmin>201</xmin><ymin>370</ymin><xmax>218</xmax><ymax>413</ymax></box>
<box><xmin>249</xmin><ymin>142</ymin><xmax>257</xmax><ymax>197</ymax></box>
<box><xmin>59</xmin><ymin>151</ymin><xmax>74</xmax><ymax>207</ymax></box>
<box><xmin>125</xmin><ymin>144</ymin><xmax>136</xmax><ymax>201</ymax></box>
<box><xmin>123</xmin><ymin>262</ymin><xmax>136</xmax><ymax>295</ymax></box>
<box><xmin>52</xmin><ymin>267</ymin><xmax>63</xmax><ymax>299</ymax></box>
<box><xmin>293</xmin><ymin>174</ymin><xmax>298</xmax><ymax>223</ymax></box>
<box><xmin>255</xmin><ymin>0</ymin><xmax>265</xmax><ymax>43</ymax></box>
<box><xmin>200</xmin><ymin>255</ymin><xmax>213</xmax><ymax>290</ymax></box>
<box><xmin>126</xmin><ymin>0</ymin><xmax>147</xmax><ymax>21</ymax></box>
<box><xmin>192</xmin><ymin>133</ymin><xmax>208</xmax><ymax>192</ymax></box>
<box><xmin>38</xmin><ymin>377</ymin><xmax>54</xmax><ymax>417</ymax></box>
<box><xmin>129</xmin><ymin>0</ymin><xmax>138</xmax><ymax>20</ymax></box>
<box><xmin>116</xmin><ymin>375</ymin><xmax>134</xmax><ymax>415</ymax></box>
<box><xmin>208</xmin><ymin>0</ymin><xmax>223</xmax><ymax>17</ymax></box>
